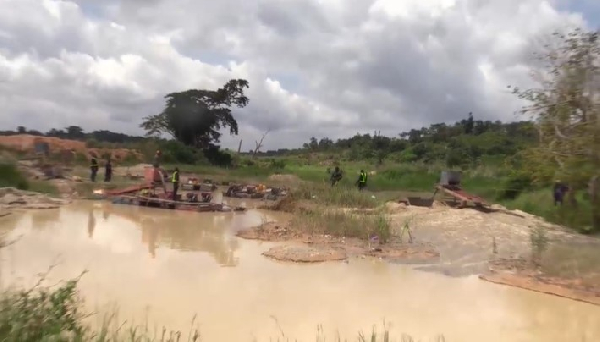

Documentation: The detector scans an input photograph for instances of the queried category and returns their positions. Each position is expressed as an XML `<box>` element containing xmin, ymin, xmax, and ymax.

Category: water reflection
<box><xmin>87</xmin><ymin>209</ymin><xmax>96</xmax><ymax>239</ymax></box>
<box><xmin>108</xmin><ymin>206</ymin><xmax>242</xmax><ymax>266</ymax></box>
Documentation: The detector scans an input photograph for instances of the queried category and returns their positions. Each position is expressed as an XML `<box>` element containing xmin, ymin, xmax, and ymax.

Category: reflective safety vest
<box><xmin>171</xmin><ymin>171</ymin><xmax>178</xmax><ymax>183</ymax></box>
<box><xmin>359</xmin><ymin>172</ymin><xmax>367</xmax><ymax>183</ymax></box>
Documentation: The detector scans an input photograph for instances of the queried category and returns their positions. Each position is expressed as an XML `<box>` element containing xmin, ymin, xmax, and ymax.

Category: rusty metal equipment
<box><xmin>433</xmin><ymin>171</ymin><xmax>488</xmax><ymax>208</ymax></box>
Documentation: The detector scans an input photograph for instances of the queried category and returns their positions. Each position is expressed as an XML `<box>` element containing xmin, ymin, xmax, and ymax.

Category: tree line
<box><xmin>255</xmin><ymin>115</ymin><xmax>538</xmax><ymax>168</ymax></box>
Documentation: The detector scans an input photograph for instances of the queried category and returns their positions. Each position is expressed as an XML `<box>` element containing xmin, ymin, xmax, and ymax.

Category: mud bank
<box><xmin>479</xmin><ymin>258</ymin><xmax>600</xmax><ymax>306</ymax></box>
<box><xmin>236</xmin><ymin>221</ymin><xmax>440</xmax><ymax>263</ymax></box>
<box><xmin>0</xmin><ymin>187</ymin><xmax>70</xmax><ymax>210</ymax></box>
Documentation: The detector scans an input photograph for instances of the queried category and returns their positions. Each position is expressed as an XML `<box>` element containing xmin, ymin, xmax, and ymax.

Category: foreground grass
<box><xmin>0</xmin><ymin>277</ymin><xmax>439</xmax><ymax>342</ymax></box>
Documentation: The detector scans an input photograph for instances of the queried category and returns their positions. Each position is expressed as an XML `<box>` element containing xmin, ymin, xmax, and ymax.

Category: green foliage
<box><xmin>257</xmin><ymin>117</ymin><xmax>537</xmax><ymax>169</ymax></box>
<box><xmin>499</xmin><ymin>172</ymin><xmax>534</xmax><ymax>200</ymax></box>
<box><xmin>511</xmin><ymin>27</ymin><xmax>600</xmax><ymax>232</ymax></box>
<box><xmin>140</xmin><ymin>79</ymin><xmax>249</xmax><ymax>148</ymax></box>
<box><xmin>269</xmin><ymin>158</ymin><xmax>286</xmax><ymax>170</ymax></box>
<box><xmin>0</xmin><ymin>278</ymin><xmax>86</xmax><ymax>341</ymax></box>
<box><xmin>158</xmin><ymin>140</ymin><xmax>204</xmax><ymax>165</ymax></box>
<box><xmin>0</xmin><ymin>164</ymin><xmax>28</xmax><ymax>190</ymax></box>
<box><xmin>293</xmin><ymin>183</ymin><xmax>379</xmax><ymax>209</ymax></box>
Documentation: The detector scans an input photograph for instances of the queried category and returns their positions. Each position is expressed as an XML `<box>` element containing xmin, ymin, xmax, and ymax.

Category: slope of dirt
<box><xmin>0</xmin><ymin>135</ymin><xmax>142</xmax><ymax>161</ymax></box>
<box><xmin>480</xmin><ymin>272</ymin><xmax>600</xmax><ymax>306</ymax></box>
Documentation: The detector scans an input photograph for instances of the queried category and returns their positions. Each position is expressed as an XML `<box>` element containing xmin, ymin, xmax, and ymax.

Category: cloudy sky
<box><xmin>0</xmin><ymin>0</ymin><xmax>597</xmax><ymax>150</ymax></box>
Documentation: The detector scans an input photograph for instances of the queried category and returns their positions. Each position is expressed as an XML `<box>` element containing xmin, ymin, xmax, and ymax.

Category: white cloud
<box><xmin>0</xmin><ymin>0</ymin><xmax>591</xmax><ymax>149</ymax></box>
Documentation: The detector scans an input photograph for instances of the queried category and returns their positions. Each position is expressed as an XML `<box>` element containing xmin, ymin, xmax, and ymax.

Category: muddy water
<box><xmin>0</xmin><ymin>202</ymin><xmax>599</xmax><ymax>342</ymax></box>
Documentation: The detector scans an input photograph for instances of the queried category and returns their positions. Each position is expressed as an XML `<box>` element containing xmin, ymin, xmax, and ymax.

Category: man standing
<box><xmin>171</xmin><ymin>167</ymin><xmax>180</xmax><ymax>201</ymax></box>
<box><xmin>104</xmin><ymin>159</ymin><xmax>112</xmax><ymax>182</ymax></box>
<box><xmin>553</xmin><ymin>180</ymin><xmax>568</xmax><ymax>205</ymax></box>
<box><xmin>90</xmin><ymin>158</ymin><xmax>99</xmax><ymax>182</ymax></box>
<box><xmin>356</xmin><ymin>170</ymin><xmax>368</xmax><ymax>191</ymax></box>
<box><xmin>153</xmin><ymin>150</ymin><xmax>161</xmax><ymax>168</ymax></box>
<box><xmin>330</xmin><ymin>166</ymin><xmax>343</xmax><ymax>186</ymax></box>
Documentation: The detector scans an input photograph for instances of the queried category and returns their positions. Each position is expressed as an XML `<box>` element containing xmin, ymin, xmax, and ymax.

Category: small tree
<box><xmin>512</xmin><ymin>28</ymin><xmax>600</xmax><ymax>230</ymax></box>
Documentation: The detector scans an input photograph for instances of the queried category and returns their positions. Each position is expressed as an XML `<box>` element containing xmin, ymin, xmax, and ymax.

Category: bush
<box><xmin>269</xmin><ymin>159</ymin><xmax>286</xmax><ymax>170</ymax></box>
<box><xmin>499</xmin><ymin>172</ymin><xmax>534</xmax><ymax>200</ymax></box>
<box><xmin>0</xmin><ymin>164</ymin><xmax>28</xmax><ymax>190</ymax></box>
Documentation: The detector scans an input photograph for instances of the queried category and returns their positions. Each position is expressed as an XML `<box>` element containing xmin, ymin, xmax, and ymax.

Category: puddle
<box><xmin>0</xmin><ymin>201</ymin><xmax>599</xmax><ymax>341</ymax></box>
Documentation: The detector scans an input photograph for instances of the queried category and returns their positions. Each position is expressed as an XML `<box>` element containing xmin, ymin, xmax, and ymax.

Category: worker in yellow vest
<box><xmin>171</xmin><ymin>168</ymin><xmax>180</xmax><ymax>201</ymax></box>
<box><xmin>356</xmin><ymin>170</ymin><xmax>368</xmax><ymax>191</ymax></box>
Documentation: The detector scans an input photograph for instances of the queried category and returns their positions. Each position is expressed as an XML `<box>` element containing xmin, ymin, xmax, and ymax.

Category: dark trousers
<box><xmin>91</xmin><ymin>169</ymin><xmax>97</xmax><ymax>182</ymax></box>
<box><xmin>104</xmin><ymin>172</ymin><xmax>112</xmax><ymax>182</ymax></box>
<box><xmin>554</xmin><ymin>192</ymin><xmax>563</xmax><ymax>205</ymax></box>
<box><xmin>358</xmin><ymin>182</ymin><xmax>366</xmax><ymax>191</ymax></box>
<box><xmin>172</xmin><ymin>182</ymin><xmax>179</xmax><ymax>200</ymax></box>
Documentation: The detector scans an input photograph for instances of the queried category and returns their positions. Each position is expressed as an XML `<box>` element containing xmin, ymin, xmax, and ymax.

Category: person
<box><xmin>90</xmin><ymin>158</ymin><xmax>99</xmax><ymax>182</ymax></box>
<box><xmin>171</xmin><ymin>167</ymin><xmax>180</xmax><ymax>201</ymax></box>
<box><xmin>153</xmin><ymin>150</ymin><xmax>161</xmax><ymax>168</ymax></box>
<box><xmin>330</xmin><ymin>166</ymin><xmax>343</xmax><ymax>186</ymax></box>
<box><xmin>104</xmin><ymin>159</ymin><xmax>112</xmax><ymax>182</ymax></box>
<box><xmin>553</xmin><ymin>180</ymin><xmax>568</xmax><ymax>206</ymax></box>
<box><xmin>356</xmin><ymin>169</ymin><xmax>368</xmax><ymax>191</ymax></box>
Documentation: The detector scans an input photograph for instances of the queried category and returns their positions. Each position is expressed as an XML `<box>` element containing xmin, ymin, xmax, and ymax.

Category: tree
<box><xmin>65</xmin><ymin>126</ymin><xmax>85</xmax><ymax>139</ymax></box>
<box><xmin>141</xmin><ymin>79</ymin><xmax>249</xmax><ymax>149</ymax></box>
<box><xmin>16</xmin><ymin>126</ymin><xmax>26</xmax><ymax>134</ymax></box>
<box><xmin>464</xmin><ymin>112</ymin><xmax>474</xmax><ymax>134</ymax></box>
<box><xmin>252</xmin><ymin>129</ymin><xmax>270</xmax><ymax>158</ymax></box>
<box><xmin>512</xmin><ymin>28</ymin><xmax>600</xmax><ymax>230</ymax></box>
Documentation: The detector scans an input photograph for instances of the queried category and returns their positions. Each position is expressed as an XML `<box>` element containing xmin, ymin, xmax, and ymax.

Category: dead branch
<box><xmin>252</xmin><ymin>129</ymin><xmax>270</xmax><ymax>158</ymax></box>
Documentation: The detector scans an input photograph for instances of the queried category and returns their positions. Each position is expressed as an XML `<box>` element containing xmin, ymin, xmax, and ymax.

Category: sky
<box><xmin>0</xmin><ymin>0</ymin><xmax>597</xmax><ymax>150</ymax></box>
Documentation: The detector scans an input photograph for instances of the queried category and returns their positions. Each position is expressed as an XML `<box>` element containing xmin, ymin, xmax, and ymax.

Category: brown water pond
<box><xmin>0</xmin><ymin>201</ymin><xmax>599</xmax><ymax>341</ymax></box>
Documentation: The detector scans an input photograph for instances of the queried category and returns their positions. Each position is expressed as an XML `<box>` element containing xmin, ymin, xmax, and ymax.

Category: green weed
<box><xmin>290</xmin><ymin>207</ymin><xmax>392</xmax><ymax>243</ymax></box>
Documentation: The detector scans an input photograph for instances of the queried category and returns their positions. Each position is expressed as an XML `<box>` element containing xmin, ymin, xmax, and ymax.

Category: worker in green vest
<box><xmin>356</xmin><ymin>170</ymin><xmax>368</xmax><ymax>191</ymax></box>
<box><xmin>171</xmin><ymin>167</ymin><xmax>180</xmax><ymax>201</ymax></box>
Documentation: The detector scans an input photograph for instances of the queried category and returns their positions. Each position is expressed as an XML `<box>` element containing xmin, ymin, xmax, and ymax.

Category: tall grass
<box><xmin>290</xmin><ymin>207</ymin><xmax>392</xmax><ymax>243</ymax></box>
<box><xmin>502</xmin><ymin>189</ymin><xmax>594</xmax><ymax>232</ymax></box>
<box><xmin>292</xmin><ymin>183</ymin><xmax>379</xmax><ymax>209</ymax></box>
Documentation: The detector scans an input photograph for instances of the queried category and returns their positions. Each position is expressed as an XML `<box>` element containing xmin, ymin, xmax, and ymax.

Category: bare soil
<box><xmin>0</xmin><ymin>135</ymin><xmax>142</xmax><ymax>161</ymax></box>
<box><xmin>252</xmin><ymin>196</ymin><xmax>600</xmax><ymax>303</ymax></box>
<box><xmin>263</xmin><ymin>245</ymin><xmax>347</xmax><ymax>263</ymax></box>
<box><xmin>0</xmin><ymin>187</ymin><xmax>70</xmax><ymax>210</ymax></box>
<box><xmin>236</xmin><ymin>221</ymin><xmax>440</xmax><ymax>263</ymax></box>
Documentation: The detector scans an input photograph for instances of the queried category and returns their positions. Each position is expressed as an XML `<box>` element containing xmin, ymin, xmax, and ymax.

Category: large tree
<box><xmin>141</xmin><ymin>79</ymin><xmax>249</xmax><ymax>148</ymax></box>
<box><xmin>512</xmin><ymin>28</ymin><xmax>600</xmax><ymax>229</ymax></box>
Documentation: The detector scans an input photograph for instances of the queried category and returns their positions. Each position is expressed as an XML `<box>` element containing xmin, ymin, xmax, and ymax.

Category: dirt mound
<box><xmin>0</xmin><ymin>135</ymin><xmax>142</xmax><ymax>161</ymax></box>
<box><xmin>236</xmin><ymin>221</ymin><xmax>297</xmax><ymax>242</ymax></box>
<box><xmin>383</xmin><ymin>201</ymin><xmax>408</xmax><ymax>213</ymax></box>
<box><xmin>263</xmin><ymin>245</ymin><xmax>347</xmax><ymax>263</ymax></box>
<box><xmin>0</xmin><ymin>187</ymin><xmax>70</xmax><ymax>209</ymax></box>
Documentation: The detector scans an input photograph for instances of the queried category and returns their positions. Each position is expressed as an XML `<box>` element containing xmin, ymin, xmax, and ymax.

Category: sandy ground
<box><xmin>236</xmin><ymin>220</ymin><xmax>440</xmax><ymax>263</ymax></box>
<box><xmin>0</xmin><ymin>187</ymin><xmax>70</xmax><ymax>210</ymax></box>
<box><xmin>239</xmin><ymin>198</ymin><xmax>600</xmax><ymax>305</ymax></box>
